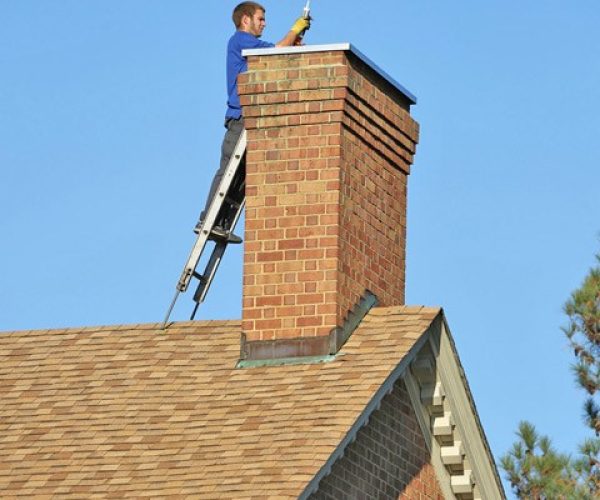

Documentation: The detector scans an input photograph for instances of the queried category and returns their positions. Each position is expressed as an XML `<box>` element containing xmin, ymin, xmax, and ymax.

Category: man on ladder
<box><xmin>163</xmin><ymin>2</ymin><xmax>312</xmax><ymax>326</ymax></box>
<box><xmin>194</xmin><ymin>1</ymin><xmax>311</xmax><ymax>240</ymax></box>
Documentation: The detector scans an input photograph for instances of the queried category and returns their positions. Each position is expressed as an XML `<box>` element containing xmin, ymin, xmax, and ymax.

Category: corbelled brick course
<box><xmin>239</xmin><ymin>48</ymin><xmax>419</xmax><ymax>352</ymax></box>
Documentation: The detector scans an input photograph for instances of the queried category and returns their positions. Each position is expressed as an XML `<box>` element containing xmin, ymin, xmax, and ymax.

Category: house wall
<box><xmin>308</xmin><ymin>378</ymin><xmax>444</xmax><ymax>499</ymax></box>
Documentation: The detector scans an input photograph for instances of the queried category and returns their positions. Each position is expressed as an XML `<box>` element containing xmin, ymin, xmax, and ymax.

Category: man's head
<box><xmin>233</xmin><ymin>2</ymin><xmax>266</xmax><ymax>37</ymax></box>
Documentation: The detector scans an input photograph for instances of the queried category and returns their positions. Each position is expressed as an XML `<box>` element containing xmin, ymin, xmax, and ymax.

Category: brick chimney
<box><xmin>239</xmin><ymin>44</ymin><xmax>419</xmax><ymax>362</ymax></box>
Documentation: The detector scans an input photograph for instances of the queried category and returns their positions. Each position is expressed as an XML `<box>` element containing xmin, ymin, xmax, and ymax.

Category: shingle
<box><xmin>0</xmin><ymin>306</ymin><xmax>440</xmax><ymax>498</ymax></box>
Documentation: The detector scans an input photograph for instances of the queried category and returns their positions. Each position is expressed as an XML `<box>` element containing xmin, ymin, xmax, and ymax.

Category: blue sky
<box><xmin>1</xmin><ymin>1</ymin><xmax>599</xmax><ymax>495</ymax></box>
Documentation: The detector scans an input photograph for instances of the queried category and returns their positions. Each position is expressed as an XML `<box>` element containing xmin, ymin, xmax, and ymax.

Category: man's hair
<box><xmin>232</xmin><ymin>2</ymin><xmax>265</xmax><ymax>28</ymax></box>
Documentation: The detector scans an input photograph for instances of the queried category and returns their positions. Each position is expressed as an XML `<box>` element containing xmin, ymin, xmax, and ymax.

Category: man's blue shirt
<box><xmin>225</xmin><ymin>31</ymin><xmax>274</xmax><ymax>120</ymax></box>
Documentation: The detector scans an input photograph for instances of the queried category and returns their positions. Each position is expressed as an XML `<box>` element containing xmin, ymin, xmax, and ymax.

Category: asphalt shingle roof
<box><xmin>0</xmin><ymin>306</ymin><xmax>440</xmax><ymax>498</ymax></box>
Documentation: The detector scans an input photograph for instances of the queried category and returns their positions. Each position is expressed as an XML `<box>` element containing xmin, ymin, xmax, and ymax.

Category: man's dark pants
<box><xmin>200</xmin><ymin>117</ymin><xmax>245</xmax><ymax>227</ymax></box>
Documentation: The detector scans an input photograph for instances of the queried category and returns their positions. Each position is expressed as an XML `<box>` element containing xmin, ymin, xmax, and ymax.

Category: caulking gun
<box><xmin>299</xmin><ymin>0</ymin><xmax>311</xmax><ymax>40</ymax></box>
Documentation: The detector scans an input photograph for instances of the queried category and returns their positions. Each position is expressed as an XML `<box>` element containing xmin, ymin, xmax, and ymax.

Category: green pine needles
<box><xmin>501</xmin><ymin>251</ymin><xmax>600</xmax><ymax>498</ymax></box>
<box><xmin>501</xmin><ymin>422</ymin><xmax>584</xmax><ymax>498</ymax></box>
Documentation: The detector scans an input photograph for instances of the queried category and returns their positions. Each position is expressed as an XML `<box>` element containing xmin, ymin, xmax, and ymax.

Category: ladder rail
<box><xmin>162</xmin><ymin>130</ymin><xmax>247</xmax><ymax>328</ymax></box>
<box><xmin>176</xmin><ymin>130</ymin><xmax>247</xmax><ymax>293</ymax></box>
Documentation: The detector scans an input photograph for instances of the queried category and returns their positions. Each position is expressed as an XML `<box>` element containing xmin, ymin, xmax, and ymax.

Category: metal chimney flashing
<box><xmin>242</xmin><ymin>42</ymin><xmax>417</xmax><ymax>105</ymax></box>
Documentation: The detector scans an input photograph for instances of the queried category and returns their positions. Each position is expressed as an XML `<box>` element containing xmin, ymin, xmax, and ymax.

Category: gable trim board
<box><xmin>435</xmin><ymin>316</ymin><xmax>504</xmax><ymax>498</ymax></box>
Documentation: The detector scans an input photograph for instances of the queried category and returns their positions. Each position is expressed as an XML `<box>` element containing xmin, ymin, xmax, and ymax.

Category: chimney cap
<box><xmin>242</xmin><ymin>42</ymin><xmax>417</xmax><ymax>105</ymax></box>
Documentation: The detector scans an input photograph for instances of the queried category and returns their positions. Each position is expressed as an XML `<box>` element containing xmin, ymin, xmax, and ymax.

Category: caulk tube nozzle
<box><xmin>303</xmin><ymin>0</ymin><xmax>311</xmax><ymax>19</ymax></box>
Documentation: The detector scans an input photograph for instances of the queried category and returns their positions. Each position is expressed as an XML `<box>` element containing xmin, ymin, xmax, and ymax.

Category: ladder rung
<box><xmin>192</xmin><ymin>271</ymin><xmax>206</xmax><ymax>281</ymax></box>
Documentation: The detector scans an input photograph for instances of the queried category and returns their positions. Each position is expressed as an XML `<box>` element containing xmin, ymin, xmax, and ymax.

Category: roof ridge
<box><xmin>0</xmin><ymin>319</ymin><xmax>242</xmax><ymax>337</ymax></box>
<box><xmin>367</xmin><ymin>305</ymin><xmax>442</xmax><ymax>316</ymax></box>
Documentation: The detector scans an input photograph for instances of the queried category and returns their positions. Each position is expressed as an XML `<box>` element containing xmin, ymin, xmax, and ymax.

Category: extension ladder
<box><xmin>162</xmin><ymin>130</ymin><xmax>247</xmax><ymax>327</ymax></box>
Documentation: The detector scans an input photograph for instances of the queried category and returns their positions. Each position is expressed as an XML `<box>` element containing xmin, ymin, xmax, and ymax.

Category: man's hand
<box><xmin>275</xmin><ymin>16</ymin><xmax>311</xmax><ymax>47</ymax></box>
<box><xmin>291</xmin><ymin>16</ymin><xmax>311</xmax><ymax>35</ymax></box>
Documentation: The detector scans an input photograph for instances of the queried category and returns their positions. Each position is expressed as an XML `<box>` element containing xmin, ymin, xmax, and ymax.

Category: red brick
<box><xmin>297</xmin><ymin>316</ymin><xmax>323</xmax><ymax>327</ymax></box>
<box><xmin>255</xmin><ymin>296</ymin><xmax>283</xmax><ymax>307</ymax></box>
<box><xmin>256</xmin><ymin>251</ymin><xmax>284</xmax><ymax>263</ymax></box>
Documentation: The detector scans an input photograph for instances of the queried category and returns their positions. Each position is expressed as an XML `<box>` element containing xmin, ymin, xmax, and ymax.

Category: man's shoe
<box><xmin>193</xmin><ymin>220</ymin><xmax>242</xmax><ymax>244</ymax></box>
<box><xmin>210</xmin><ymin>225</ymin><xmax>243</xmax><ymax>244</ymax></box>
